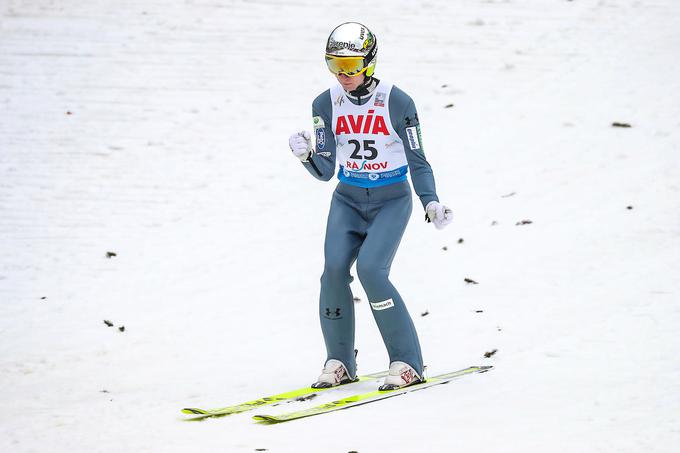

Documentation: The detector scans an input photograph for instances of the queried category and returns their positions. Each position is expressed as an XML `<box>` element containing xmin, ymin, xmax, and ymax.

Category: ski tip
<box><xmin>473</xmin><ymin>365</ymin><xmax>494</xmax><ymax>373</ymax></box>
<box><xmin>182</xmin><ymin>408</ymin><xmax>210</xmax><ymax>415</ymax></box>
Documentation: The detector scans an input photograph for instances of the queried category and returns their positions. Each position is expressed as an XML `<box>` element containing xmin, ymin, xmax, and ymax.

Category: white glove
<box><xmin>289</xmin><ymin>131</ymin><xmax>312</xmax><ymax>161</ymax></box>
<box><xmin>425</xmin><ymin>201</ymin><xmax>453</xmax><ymax>230</ymax></box>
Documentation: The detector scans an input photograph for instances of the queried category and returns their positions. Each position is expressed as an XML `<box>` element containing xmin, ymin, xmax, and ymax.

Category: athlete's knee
<box><xmin>356</xmin><ymin>258</ymin><xmax>389</xmax><ymax>289</ymax></box>
<box><xmin>321</xmin><ymin>261</ymin><xmax>352</xmax><ymax>285</ymax></box>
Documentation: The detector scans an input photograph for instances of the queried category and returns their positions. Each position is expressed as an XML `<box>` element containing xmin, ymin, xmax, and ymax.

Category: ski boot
<box><xmin>379</xmin><ymin>361</ymin><xmax>424</xmax><ymax>391</ymax></box>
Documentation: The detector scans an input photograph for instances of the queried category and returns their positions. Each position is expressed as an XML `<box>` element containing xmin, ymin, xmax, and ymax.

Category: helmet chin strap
<box><xmin>348</xmin><ymin>75</ymin><xmax>377</xmax><ymax>98</ymax></box>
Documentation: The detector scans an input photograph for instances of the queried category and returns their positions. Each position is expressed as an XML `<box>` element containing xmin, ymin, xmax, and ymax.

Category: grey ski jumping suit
<box><xmin>300</xmin><ymin>78</ymin><xmax>440</xmax><ymax>378</ymax></box>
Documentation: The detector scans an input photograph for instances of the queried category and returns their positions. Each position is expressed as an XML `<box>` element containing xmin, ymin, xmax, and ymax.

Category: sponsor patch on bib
<box><xmin>313</xmin><ymin>116</ymin><xmax>325</xmax><ymax>129</ymax></box>
<box><xmin>316</xmin><ymin>128</ymin><xmax>325</xmax><ymax>149</ymax></box>
<box><xmin>374</xmin><ymin>92</ymin><xmax>386</xmax><ymax>107</ymax></box>
<box><xmin>313</xmin><ymin>116</ymin><xmax>326</xmax><ymax>149</ymax></box>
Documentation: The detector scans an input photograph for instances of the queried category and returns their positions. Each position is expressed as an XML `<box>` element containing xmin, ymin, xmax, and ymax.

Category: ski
<box><xmin>253</xmin><ymin>365</ymin><xmax>492</xmax><ymax>423</ymax></box>
<box><xmin>181</xmin><ymin>370</ymin><xmax>388</xmax><ymax>419</ymax></box>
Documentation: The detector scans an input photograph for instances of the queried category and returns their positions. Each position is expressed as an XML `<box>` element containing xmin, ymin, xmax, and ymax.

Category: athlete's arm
<box><xmin>300</xmin><ymin>90</ymin><xmax>337</xmax><ymax>181</ymax></box>
<box><xmin>389</xmin><ymin>86</ymin><xmax>439</xmax><ymax>209</ymax></box>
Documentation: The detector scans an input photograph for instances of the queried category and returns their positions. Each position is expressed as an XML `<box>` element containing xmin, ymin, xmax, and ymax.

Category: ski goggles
<box><xmin>325</xmin><ymin>55</ymin><xmax>368</xmax><ymax>76</ymax></box>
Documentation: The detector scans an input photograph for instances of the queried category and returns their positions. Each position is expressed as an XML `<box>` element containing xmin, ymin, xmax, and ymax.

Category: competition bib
<box><xmin>330</xmin><ymin>81</ymin><xmax>408</xmax><ymax>188</ymax></box>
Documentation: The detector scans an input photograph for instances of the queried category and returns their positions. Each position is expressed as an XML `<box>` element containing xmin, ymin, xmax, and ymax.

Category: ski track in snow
<box><xmin>1</xmin><ymin>1</ymin><xmax>679</xmax><ymax>452</ymax></box>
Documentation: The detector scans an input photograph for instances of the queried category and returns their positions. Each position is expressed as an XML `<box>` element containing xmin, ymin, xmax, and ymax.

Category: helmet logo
<box><xmin>328</xmin><ymin>38</ymin><xmax>360</xmax><ymax>51</ymax></box>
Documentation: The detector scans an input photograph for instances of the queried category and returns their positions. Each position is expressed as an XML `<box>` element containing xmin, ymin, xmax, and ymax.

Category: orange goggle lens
<box><xmin>325</xmin><ymin>55</ymin><xmax>368</xmax><ymax>76</ymax></box>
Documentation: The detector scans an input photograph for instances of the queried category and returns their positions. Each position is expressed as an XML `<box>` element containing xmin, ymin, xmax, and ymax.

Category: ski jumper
<box><xmin>301</xmin><ymin>79</ymin><xmax>439</xmax><ymax>378</ymax></box>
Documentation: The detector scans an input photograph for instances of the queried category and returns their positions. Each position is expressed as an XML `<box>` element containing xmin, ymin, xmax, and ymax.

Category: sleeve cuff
<box><xmin>420</xmin><ymin>196</ymin><xmax>439</xmax><ymax>210</ymax></box>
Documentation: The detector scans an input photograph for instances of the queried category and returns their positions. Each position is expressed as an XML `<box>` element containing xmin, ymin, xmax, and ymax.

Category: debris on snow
<box><xmin>516</xmin><ymin>219</ymin><xmax>533</xmax><ymax>226</ymax></box>
<box><xmin>484</xmin><ymin>349</ymin><xmax>498</xmax><ymax>358</ymax></box>
<box><xmin>464</xmin><ymin>278</ymin><xmax>479</xmax><ymax>285</ymax></box>
<box><xmin>612</xmin><ymin>122</ymin><xmax>632</xmax><ymax>128</ymax></box>
<box><xmin>421</xmin><ymin>310</ymin><xmax>430</xmax><ymax>317</ymax></box>
<box><xmin>103</xmin><ymin>320</ymin><xmax>114</xmax><ymax>327</ymax></box>
<box><xmin>106</xmin><ymin>251</ymin><xmax>117</xmax><ymax>258</ymax></box>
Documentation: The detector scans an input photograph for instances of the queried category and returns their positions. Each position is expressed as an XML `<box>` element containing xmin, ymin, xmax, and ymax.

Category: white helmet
<box><xmin>325</xmin><ymin>22</ymin><xmax>377</xmax><ymax>77</ymax></box>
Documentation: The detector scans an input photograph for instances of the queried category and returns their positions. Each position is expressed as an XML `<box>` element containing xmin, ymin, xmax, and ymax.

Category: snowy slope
<box><xmin>1</xmin><ymin>0</ymin><xmax>679</xmax><ymax>452</ymax></box>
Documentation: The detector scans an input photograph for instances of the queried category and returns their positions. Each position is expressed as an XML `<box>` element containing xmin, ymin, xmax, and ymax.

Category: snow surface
<box><xmin>1</xmin><ymin>0</ymin><xmax>679</xmax><ymax>452</ymax></box>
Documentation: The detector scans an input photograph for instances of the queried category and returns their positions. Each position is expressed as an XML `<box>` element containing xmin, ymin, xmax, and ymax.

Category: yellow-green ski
<box><xmin>253</xmin><ymin>365</ymin><xmax>492</xmax><ymax>423</ymax></box>
<box><xmin>181</xmin><ymin>370</ymin><xmax>388</xmax><ymax>419</ymax></box>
